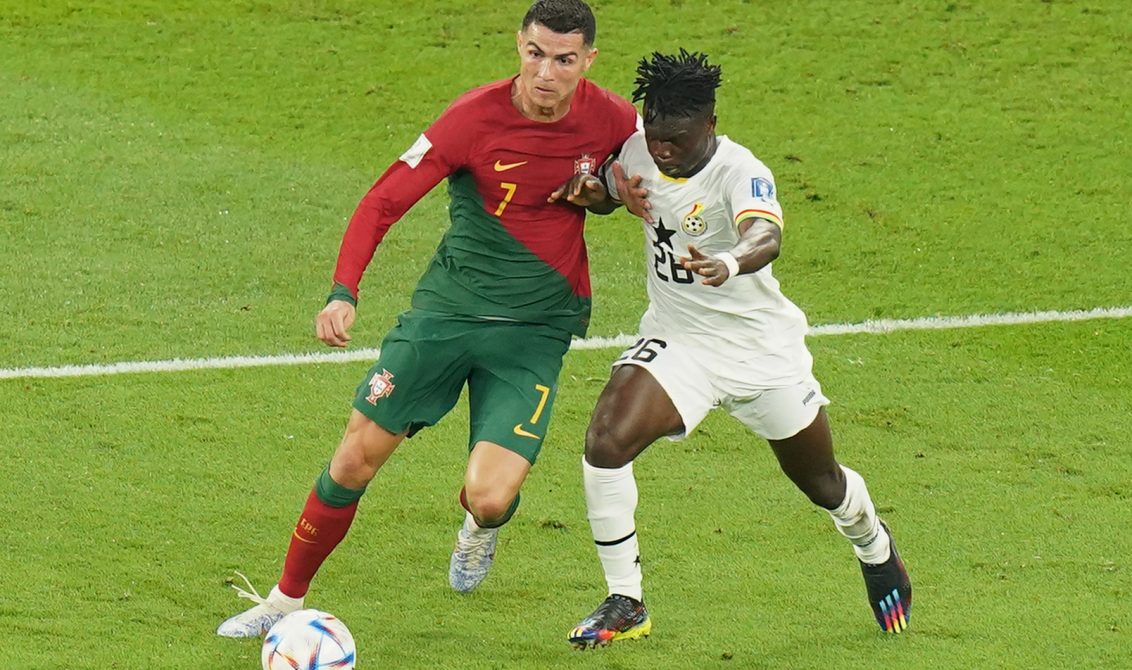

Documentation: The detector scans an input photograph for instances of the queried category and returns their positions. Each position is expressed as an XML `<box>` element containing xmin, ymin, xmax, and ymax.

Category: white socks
<box><xmin>582</xmin><ymin>458</ymin><xmax>642</xmax><ymax>601</ymax></box>
<box><xmin>464</xmin><ymin>511</ymin><xmax>497</xmax><ymax>538</ymax></box>
<box><xmin>268</xmin><ymin>585</ymin><xmax>304</xmax><ymax>610</ymax></box>
<box><xmin>582</xmin><ymin>459</ymin><xmax>888</xmax><ymax>598</ymax></box>
<box><xmin>828</xmin><ymin>465</ymin><xmax>891</xmax><ymax>565</ymax></box>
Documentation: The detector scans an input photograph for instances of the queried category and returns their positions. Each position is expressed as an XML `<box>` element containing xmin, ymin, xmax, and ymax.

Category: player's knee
<box><xmin>331</xmin><ymin>432</ymin><xmax>381</xmax><ymax>488</ymax></box>
<box><xmin>329</xmin><ymin>447</ymin><xmax>376</xmax><ymax>489</ymax></box>
<box><xmin>796</xmin><ymin>467</ymin><xmax>846</xmax><ymax>510</ymax></box>
<box><xmin>584</xmin><ymin>418</ymin><xmax>637</xmax><ymax>468</ymax></box>
<box><xmin>463</xmin><ymin>487</ymin><xmax>514</xmax><ymax>525</ymax></box>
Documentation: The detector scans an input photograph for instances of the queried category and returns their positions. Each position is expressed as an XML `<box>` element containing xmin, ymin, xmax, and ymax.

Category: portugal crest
<box><xmin>365</xmin><ymin>369</ymin><xmax>396</xmax><ymax>405</ymax></box>
<box><xmin>574</xmin><ymin>153</ymin><xmax>596</xmax><ymax>176</ymax></box>
<box><xmin>681</xmin><ymin>203</ymin><xmax>707</xmax><ymax>236</ymax></box>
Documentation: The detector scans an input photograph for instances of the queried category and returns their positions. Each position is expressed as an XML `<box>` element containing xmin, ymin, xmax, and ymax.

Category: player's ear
<box><xmin>515</xmin><ymin>30</ymin><xmax>523</xmax><ymax>54</ymax></box>
<box><xmin>582</xmin><ymin>46</ymin><xmax>598</xmax><ymax>72</ymax></box>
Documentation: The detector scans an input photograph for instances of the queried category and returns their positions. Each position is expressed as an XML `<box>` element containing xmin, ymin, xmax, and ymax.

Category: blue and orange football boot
<box><xmin>568</xmin><ymin>594</ymin><xmax>652</xmax><ymax>649</ymax></box>
<box><xmin>860</xmin><ymin>521</ymin><xmax>912</xmax><ymax>633</ymax></box>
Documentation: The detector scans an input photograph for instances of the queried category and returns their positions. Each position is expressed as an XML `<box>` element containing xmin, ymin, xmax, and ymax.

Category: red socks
<box><xmin>277</xmin><ymin>489</ymin><xmax>359</xmax><ymax>598</ymax></box>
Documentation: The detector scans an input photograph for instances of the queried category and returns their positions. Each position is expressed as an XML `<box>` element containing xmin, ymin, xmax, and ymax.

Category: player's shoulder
<box><xmin>716</xmin><ymin>136</ymin><xmax>775</xmax><ymax>178</ymax></box>
<box><xmin>442</xmin><ymin>78</ymin><xmax>513</xmax><ymax>119</ymax></box>
<box><xmin>575</xmin><ymin>78</ymin><xmax>636</xmax><ymax>116</ymax></box>
<box><xmin>624</xmin><ymin>128</ymin><xmax>647</xmax><ymax>152</ymax></box>
<box><xmin>617</xmin><ymin>129</ymin><xmax>649</xmax><ymax>166</ymax></box>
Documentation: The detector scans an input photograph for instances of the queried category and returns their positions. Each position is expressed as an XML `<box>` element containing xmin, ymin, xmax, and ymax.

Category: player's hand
<box><xmin>316</xmin><ymin>300</ymin><xmax>357</xmax><ymax>348</ymax></box>
<box><xmin>548</xmin><ymin>174</ymin><xmax>608</xmax><ymax>207</ymax></box>
<box><xmin>679</xmin><ymin>244</ymin><xmax>730</xmax><ymax>286</ymax></box>
<box><xmin>611</xmin><ymin>161</ymin><xmax>652</xmax><ymax>223</ymax></box>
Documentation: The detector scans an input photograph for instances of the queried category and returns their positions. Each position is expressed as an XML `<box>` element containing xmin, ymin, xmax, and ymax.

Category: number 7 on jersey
<box><xmin>495</xmin><ymin>182</ymin><xmax>518</xmax><ymax>216</ymax></box>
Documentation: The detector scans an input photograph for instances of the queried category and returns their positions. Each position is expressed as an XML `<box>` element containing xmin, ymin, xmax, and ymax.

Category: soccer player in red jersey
<box><xmin>218</xmin><ymin>0</ymin><xmax>640</xmax><ymax>638</ymax></box>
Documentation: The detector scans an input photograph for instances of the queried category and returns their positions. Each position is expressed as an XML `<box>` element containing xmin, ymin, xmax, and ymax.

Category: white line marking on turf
<box><xmin>2</xmin><ymin>306</ymin><xmax>1129</xmax><ymax>381</ymax></box>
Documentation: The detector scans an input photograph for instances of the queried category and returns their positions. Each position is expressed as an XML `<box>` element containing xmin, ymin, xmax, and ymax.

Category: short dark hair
<box><xmin>632</xmin><ymin>50</ymin><xmax>723</xmax><ymax>123</ymax></box>
<box><xmin>521</xmin><ymin>0</ymin><xmax>596</xmax><ymax>46</ymax></box>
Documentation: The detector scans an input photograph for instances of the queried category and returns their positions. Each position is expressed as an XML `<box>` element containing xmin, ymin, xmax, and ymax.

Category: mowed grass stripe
<box><xmin>3</xmin><ymin>305</ymin><xmax>1130</xmax><ymax>380</ymax></box>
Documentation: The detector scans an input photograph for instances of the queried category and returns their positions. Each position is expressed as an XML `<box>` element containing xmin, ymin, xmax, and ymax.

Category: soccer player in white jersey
<box><xmin>553</xmin><ymin>50</ymin><xmax>913</xmax><ymax>647</ymax></box>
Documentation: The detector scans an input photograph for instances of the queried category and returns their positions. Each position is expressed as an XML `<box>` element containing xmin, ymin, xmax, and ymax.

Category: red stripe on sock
<box><xmin>278</xmin><ymin>489</ymin><xmax>359</xmax><ymax>598</ymax></box>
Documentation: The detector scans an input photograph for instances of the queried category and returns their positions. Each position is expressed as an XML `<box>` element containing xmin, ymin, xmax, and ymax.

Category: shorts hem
<box><xmin>351</xmin><ymin>398</ymin><xmax>419</xmax><ymax>437</ymax></box>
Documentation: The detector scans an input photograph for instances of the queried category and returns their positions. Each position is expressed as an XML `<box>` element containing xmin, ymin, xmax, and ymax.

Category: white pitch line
<box><xmin>2</xmin><ymin>305</ymin><xmax>1130</xmax><ymax>381</ymax></box>
<box><xmin>808</xmin><ymin>305</ymin><xmax>1132</xmax><ymax>335</ymax></box>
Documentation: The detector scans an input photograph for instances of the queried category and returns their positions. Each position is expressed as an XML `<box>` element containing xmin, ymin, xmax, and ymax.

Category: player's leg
<box><xmin>571</xmin><ymin>338</ymin><xmax>710</xmax><ymax>649</ymax></box>
<box><xmin>217</xmin><ymin>412</ymin><xmax>405</xmax><ymax>638</ymax></box>
<box><xmin>218</xmin><ymin>311</ymin><xmax>468</xmax><ymax>637</ymax></box>
<box><xmin>448</xmin><ymin>321</ymin><xmax>569</xmax><ymax>592</ymax></box>
<box><xmin>448</xmin><ymin>440</ymin><xmax>532</xmax><ymax>592</ymax></box>
<box><xmin>757</xmin><ymin>392</ymin><xmax>910</xmax><ymax>633</ymax></box>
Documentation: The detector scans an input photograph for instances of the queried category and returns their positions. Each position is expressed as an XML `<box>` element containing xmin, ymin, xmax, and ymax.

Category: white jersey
<box><xmin>615</xmin><ymin>131</ymin><xmax>810</xmax><ymax>376</ymax></box>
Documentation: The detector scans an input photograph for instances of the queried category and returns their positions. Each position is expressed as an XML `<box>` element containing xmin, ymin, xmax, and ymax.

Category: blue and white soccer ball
<box><xmin>261</xmin><ymin>609</ymin><xmax>356</xmax><ymax>670</ymax></box>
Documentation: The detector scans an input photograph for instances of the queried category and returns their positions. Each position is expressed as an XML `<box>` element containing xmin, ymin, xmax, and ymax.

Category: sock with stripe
<box><xmin>277</xmin><ymin>466</ymin><xmax>366</xmax><ymax>598</ymax></box>
<box><xmin>827</xmin><ymin>465</ymin><xmax>891</xmax><ymax>565</ymax></box>
<box><xmin>583</xmin><ymin>457</ymin><xmax>642</xmax><ymax>601</ymax></box>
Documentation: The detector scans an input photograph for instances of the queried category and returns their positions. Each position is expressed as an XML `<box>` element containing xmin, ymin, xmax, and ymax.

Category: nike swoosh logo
<box><xmin>513</xmin><ymin>423</ymin><xmax>541</xmax><ymax>439</ymax></box>
<box><xmin>494</xmin><ymin>160</ymin><xmax>528</xmax><ymax>172</ymax></box>
<box><xmin>291</xmin><ymin>531</ymin><xmax>316</xmax><ymax>545</ymax></box>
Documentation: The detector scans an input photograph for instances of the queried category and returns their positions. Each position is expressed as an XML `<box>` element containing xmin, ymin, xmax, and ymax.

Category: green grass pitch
<box><xmin>2</xmin><ymin>1</ymin><xmax>1130</xmax><ymax>668</ymax></box>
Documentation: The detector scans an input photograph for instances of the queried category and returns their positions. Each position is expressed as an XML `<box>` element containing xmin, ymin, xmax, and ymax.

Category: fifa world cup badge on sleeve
<box><xmin>365</xmin><ymin>369</ymin><xmax>396</xmax><ymax>405</ymax></box>
<box><xmin>751</xmin><ymin>176</ymin><xmax>775</xmax><ymax>200</ymax></box>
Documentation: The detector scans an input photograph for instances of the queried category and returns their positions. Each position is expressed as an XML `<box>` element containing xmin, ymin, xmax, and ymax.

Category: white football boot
<box><xmin>216</xmin><ymin>572</ymin><xmax>303</xmax><ymax>638</ymax></box>
<box><xmin>448</xmin><ymin>513</ymin><xmax>499</xmax><ymax>593</ymax></box>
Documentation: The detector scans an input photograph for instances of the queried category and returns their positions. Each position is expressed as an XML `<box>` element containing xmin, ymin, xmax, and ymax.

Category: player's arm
<box><xmin>679</xmin><ymin>166</ymin><xmax>785</xmax><ymax>287</ymax></box>
<box><xmin>317</xmin><ymin>125</ymin><xmax>463</xmax><ymax>347</ymax></box>
<box><xmin>680</xmin><ymin>218</ymin><xmax>781</xmax><ymax>287</ymax></box>
<box><xmin>547</xmin><ymin>171</ymin><xmax>617</xmax><ymax>213</ymax></box>
<box><xmin>547</xmin><ymin>158</ymin><xmax>650</xmax><ymax>217</ymax></box>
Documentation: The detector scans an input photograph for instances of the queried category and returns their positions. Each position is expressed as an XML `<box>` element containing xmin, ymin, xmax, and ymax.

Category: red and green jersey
<box><xmin>332</xmin><ymin>77</ymin><xmax>639</xmax><ymax>337</ymax></box>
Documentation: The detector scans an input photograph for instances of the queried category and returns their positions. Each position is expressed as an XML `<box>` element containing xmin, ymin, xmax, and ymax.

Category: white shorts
<box><xmin>612</xmin><ymin>336</ymin><xmax>829</xmax><ymax>441</ymax></box>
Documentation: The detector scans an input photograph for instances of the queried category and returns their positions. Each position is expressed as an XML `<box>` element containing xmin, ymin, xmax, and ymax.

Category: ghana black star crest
<box><xmin>651</xmin><ymin>217</ymin><xmax>677</xmax><ymax>250</ymax></box>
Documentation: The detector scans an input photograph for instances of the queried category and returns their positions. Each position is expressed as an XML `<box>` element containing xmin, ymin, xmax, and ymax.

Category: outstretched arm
<box><xmin>678</xmin><ymin>217</ymin><xmax>781</xmax><ymax>287</ymax></box>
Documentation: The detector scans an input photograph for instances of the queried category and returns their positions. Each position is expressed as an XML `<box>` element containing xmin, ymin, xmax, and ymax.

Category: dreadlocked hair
<box><xmin>632</xmin><ymin>49</ymin><xmax>722</xmax><ymax>123</ymax></box>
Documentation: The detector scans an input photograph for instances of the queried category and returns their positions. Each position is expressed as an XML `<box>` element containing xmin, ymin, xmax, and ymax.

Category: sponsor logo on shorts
<box><xmin>365</xmin><ymin>369</ymin><xmax>396</xmax><ymax>405</ymax></box>
<box><xmin>513</xmin><ymin>424</ymin><xmax>541</xmax><ymax>440</ymax></box>
<box><xmin>802</xmin><ymin>390</ymin><xmax>817</xmax><ymax>406</ymax></box>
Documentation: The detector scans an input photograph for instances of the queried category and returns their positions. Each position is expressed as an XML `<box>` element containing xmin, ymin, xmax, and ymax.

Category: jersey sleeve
<box><xmin>727</xmin><ymin>156</ymin><xmax>784</xmax><ymax>230</ymax></box>
<box><xmin>331</xmin><ymin>101</ymin><xmax>476</xmax><ymax>301</ymax></box>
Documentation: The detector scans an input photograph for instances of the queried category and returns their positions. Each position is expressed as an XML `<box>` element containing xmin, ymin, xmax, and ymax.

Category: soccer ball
<box><xmin>261</xmin><ymin>609</ymin><xmax>356</xmax><ymax>670</ymax></box>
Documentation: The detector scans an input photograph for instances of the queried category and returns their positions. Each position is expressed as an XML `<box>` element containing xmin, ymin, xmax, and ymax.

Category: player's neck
<box><xmin>511</xmin><ymin>80</ymin><xmax>572</xmax><ymax>123</ymax></box>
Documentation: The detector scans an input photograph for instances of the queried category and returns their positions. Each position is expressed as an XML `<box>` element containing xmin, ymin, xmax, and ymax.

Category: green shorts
<box><xmin>352</xmin><ymin>310</ymin><xmax>572</xmax><ymax>464</ymax></box>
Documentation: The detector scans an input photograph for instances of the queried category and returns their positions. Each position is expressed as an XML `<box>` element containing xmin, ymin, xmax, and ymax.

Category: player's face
<box><xmin>515</xmin><ymin>23</ymin><xmax>596</xmax><ymax>114</ymax></box>
<box><xmin>643</xmin><ymin>112</ymin><xmax>717</xmax><ymax>179</ymax></box>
